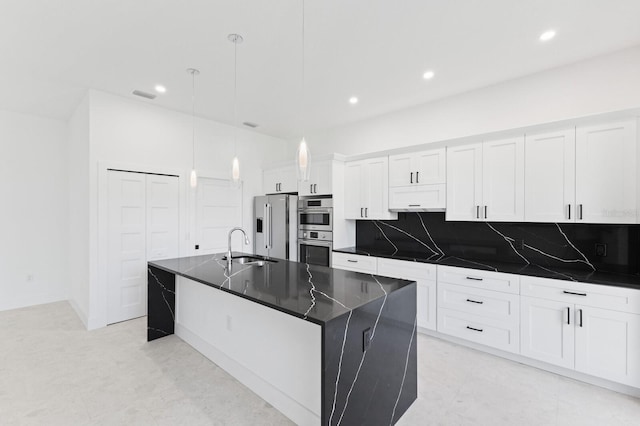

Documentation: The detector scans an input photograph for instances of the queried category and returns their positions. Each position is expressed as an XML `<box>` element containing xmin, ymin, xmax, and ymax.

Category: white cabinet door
<box><xmin>331</xmin><ymin>252</ymin><xmax>377</xmax><ymax>274</ymax></box>
<box><xmin>574</xmin><ymin>306</ymin><xmax>640</xmax><ymax>387</ymax></box>
<box><xmin>364</xmin><ymin>156</ymin><xmax>393</xmax><ymax>219</ymax></box>
<box><xmin>388</xmin><ymin>154</ymin><xmax>414</xmax><ymax>187</ymax></box>
<box><xmin>377</xmin><ymin>258</ymin><xmax>437</xmax><ymax>331</ymax></box>
<box><xmin>446</xmin><ymin>143</ymin><xmax>483</xmax><ymax>221</ymax></box>
<box><xmin>576</xmin><ymin>120</ymin><xmax>637</xmax><ymax>224</ymax></box>
<box><xmin>263</xmin><ymin>168</ymin><xmax>281</xmax><ymax>194</ymax></box>
<box><xmin>344</xmin><ymin>161</ymin><xmax>365</xmax><ymax>219</ymax></box>
<box><xmin>525</xmin><ymin>129</ymin><xmax>576</xmax><ymax>222</ymax></box>
<box><xmin>482</xmin><ymin>136</ymin><xmax>524</xmax><ymax>222</ymax></box>
<box><xmin>279</xmin><ymin>165</ymin><xmax>297</xmax><ymax>193</ymax></box>
<box><xmin>520</xmin><ymin>296</ymin><xmax>575</xmax><ymax>369</ymax></box>
<box><xmin>415</xmin><ymin>148</ymin><xmax>446</xmax><ymax>185</ymax></box>
<box><xmin>298</xmin><ymin>160</ymin><xmax>333</xmax><ymax>196</ymax></box>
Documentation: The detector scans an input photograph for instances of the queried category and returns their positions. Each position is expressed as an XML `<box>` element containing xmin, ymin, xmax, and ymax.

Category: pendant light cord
<box><xmin>234</xmin><ymin>36</ymin><xmax>238</xmax><ymax>157</ymax></box>
<box><xmin>191</xmin><ymin>70</ymin><xmax>196</xmax><ymax>169</ymax></box>
<box><xmin>301</xmin><ymin>0</ymin><xmax>305</xmax><ymax>136</ymax></box>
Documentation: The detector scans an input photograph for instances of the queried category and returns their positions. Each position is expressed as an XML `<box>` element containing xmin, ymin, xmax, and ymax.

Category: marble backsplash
<box><xmin>356</xmin><ymin>212</ymin><xmax>640</xmax><ymax>275</ymax></box>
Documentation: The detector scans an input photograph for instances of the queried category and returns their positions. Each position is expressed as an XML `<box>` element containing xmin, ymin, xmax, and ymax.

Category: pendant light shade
<box><xmin>232</xmin><ymin>156</ymin><xmax>240</xmax><ymax>183</ymax></box>
<box><xmin>187</xmin><ymin>68</ymin><xmax>200</xmax><ymax>188</ymax></box>
<box><xmin>297</xmin><ymin>137</ymin><xmax>310</xmax><ymax>181</ymax></box>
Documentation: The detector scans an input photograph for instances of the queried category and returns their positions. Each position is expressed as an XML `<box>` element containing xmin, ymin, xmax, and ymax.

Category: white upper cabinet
<box><xmin>298</xmin><ymin>159</ymin><xmax>333</xmax><ymax>196</ymax></box>
<box><xmin>482</xmin><ymin>136</ymin><xmax>525</xmax><ymax>221</ymax></box>
<box><xmin>389</xmin><ymin>148</ymin><xmax>446</xmax><ymax>210</ymax></box>
<box><xmin>446</xmin><ymin>137</ymin><xmax>524</xmax><ymax>221</ymax></box>
<box><xmin>344</xmin><ymin>156</ymin><xmax>397</xmax><ymax>220</ymax></box>
<box><xmin>525</xmin><ymin>129</ymin><xmax>576</xmax><ymax>222</ymax></box>
<box><xmin>575</xmin><ymin>120</ymin><xmax>637</xmax><ymax>224</ymax></box>
<box><xmin>446</xmin><ymin>143</ymin><xmax>483</xmax><ymax>221</ymax></box>
<box><xmin>263</xmin><ymin>164</ymin><xmax>297</xmax><ymax>194</ymax></box>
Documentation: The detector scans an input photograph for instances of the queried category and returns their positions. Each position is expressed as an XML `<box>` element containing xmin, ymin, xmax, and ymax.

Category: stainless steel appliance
<box><xmin>298</xmin><ymin>230</ymin><xmax>333</xmax><ymax>267</ymax></box>
<box><xmin>298</xmin><ymin>197</ymin><xmax>333</xmax><ymax>231</ymax></box>
<box><xmin>298</xmin><ymin>197</ymin><xmax>333</xmax><ymax>267</ymax></box>
<box><xmin>254</xmin><ymin>194</ymin><xmax>298</xmax><ymax>260</ymax></box>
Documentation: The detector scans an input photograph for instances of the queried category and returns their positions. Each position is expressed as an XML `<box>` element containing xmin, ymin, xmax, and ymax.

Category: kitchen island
<box><xmin>147</xmin><ymin>253</ymin><xmax>417</xmax><ymax>426</ymax></box>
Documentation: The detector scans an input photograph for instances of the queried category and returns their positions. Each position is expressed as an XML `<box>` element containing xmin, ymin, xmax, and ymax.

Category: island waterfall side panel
<box><xmin>147</xmin><ymin>265</ymin><xmax>175</xmax><ymax>341</ymax></box>
<box><xmin>323</xmin><ymin>283</ymin><xmax>417</xmax><ymax>426</ymax></box>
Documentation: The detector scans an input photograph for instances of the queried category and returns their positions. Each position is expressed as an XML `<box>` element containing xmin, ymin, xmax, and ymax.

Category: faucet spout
<box><xmin>227</xmin><ymin>227</ymin><xmax>250</xmax><ymax>268</ymax></box>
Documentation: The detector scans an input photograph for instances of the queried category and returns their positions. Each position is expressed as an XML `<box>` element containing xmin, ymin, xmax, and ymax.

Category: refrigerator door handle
<box><xmin>264</xmin><ymin>203</ymin><xmax>270</xmax><ymax>249</ymax></box>
<box><xmin>268</xmin><ymin>203</ymin><xmax>273</xmax><ymax>248</ymax></box>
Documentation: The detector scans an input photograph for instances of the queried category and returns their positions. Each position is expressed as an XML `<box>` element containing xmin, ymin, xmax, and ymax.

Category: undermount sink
<box><xmin>224</xmin><ymin>255</ymin><xmax>276</xmax><ymax>266</ymax></box>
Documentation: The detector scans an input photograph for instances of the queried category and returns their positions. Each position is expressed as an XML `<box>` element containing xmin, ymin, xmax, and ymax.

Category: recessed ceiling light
<box><xmin>539</xmin><ymin>30</ymin><xmax>556</xmax><ymax>42</ymax></box>
<box><xmin>154</xmin><ymin>85</ymin><xmax>167</xmax><ymax>93</ymax></box>
<box><xmin>349</xmin><ymin>96</ymin><xmax>358</xmax><ymax>104</ymax></box>
<box><xmin>423</xmin><ymin>70</ymin><xmax>435</xmax><ymax>80</ymax></box>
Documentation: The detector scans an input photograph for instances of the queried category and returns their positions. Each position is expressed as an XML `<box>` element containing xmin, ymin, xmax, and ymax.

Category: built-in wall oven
<box><xmin>298</xmin><ymin>197</ymin><xmax>333</xmax><ymax>267</ymax></box>
<box><xmin>298</xmin><ymin>230</ymin><xmax>333</xmax><ymax>267</ymax></box>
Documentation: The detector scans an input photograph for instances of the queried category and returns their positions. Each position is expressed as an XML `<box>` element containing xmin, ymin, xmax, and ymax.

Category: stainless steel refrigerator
<box><xmin>254</xmin><ymin>194</ymin><xmax>298</xmax><ymax>261</ymax></box>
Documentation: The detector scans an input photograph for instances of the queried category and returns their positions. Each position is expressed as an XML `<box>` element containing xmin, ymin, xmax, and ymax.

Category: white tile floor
<box><xmin>1</xmin><ymin>302</ymin><xmax>639</xmax><ymax>425</ymax></box>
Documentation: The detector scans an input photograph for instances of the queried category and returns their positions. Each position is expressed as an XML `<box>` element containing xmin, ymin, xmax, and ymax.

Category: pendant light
<box><xmin>187</xmin><ymin>68</ymin><xmax>200</xmax><ymax>188</ymax></box>
<box><xmin>296</xmin><ymin>0</ymin><xmax>311</xmax><ymax>182</ymax></box>
<box><xmin>229</xmin><ymin>33</ymin><xmax>243</xmax><ymax>186</ymax></box>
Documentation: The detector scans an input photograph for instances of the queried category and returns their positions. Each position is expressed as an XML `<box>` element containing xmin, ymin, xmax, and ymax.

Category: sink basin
<box><xmin>224</xmin><ymin>256</ymin><xmax>276</xmax><ymax>266</ymax></box>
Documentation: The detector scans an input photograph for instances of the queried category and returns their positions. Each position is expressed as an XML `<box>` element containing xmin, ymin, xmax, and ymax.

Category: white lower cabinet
<box><xmin>436</xmin><ymin>266</ymin><xmax>520</xmax><ymax>353</ymax></box>
<box><xmin>377</xmin><ymin>258</ymin><xmax>437</xmax><ymax>331</ymax></box>
<box><xmin>331</xmin><ymin>252</ymin><xmax>377</xmax><ymax>274</ymax></box>
<box><xmin>520</xmin><ymin>276</ymin><xmax>640</xmax><ymax>388</ymax></box>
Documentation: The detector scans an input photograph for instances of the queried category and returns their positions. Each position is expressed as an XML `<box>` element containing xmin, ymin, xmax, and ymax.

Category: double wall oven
<box><xmin>297</xmin><ymin>197</ymin><xmax>333</xmax><ymax>267</ymax></box>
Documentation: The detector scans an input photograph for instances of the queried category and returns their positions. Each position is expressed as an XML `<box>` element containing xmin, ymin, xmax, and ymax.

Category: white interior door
<box><xmin>107</xmin><ymin>171</ymin><xmax>147</xmax><ymax>324</ymax></box>
<box><xmin>195</xmin><ymin>177</ymin><xmax>243</xmax><ymax>255</ymax></box>
<box><xmin>146</xmin><ymin>174</ymin><xmax>180</xmax><ymax>261</ymax></box>
<box><xmin>107</xmin><ymin>170</ymin><xmax>179</xmax><ymax>325</ymax></box>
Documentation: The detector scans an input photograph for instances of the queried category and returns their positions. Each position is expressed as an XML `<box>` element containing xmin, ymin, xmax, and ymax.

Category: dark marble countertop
<box><xmin>333</xmin><ymin>247</ymin><xmax>640</xmax><ymax>290</ymax></box>
<box><xmin>149</xmin><ymin>252</ymin><xmax>415</xmax><ymax>326</ymax></box>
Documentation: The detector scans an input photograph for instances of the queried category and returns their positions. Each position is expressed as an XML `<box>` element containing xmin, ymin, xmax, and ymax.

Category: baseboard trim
<box><xmin>420</xmin><ymin>329</ymin><xmax>640</xmax><ymax>398</ymax></box>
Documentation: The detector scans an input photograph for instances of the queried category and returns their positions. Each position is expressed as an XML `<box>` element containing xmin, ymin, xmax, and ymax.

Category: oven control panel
<box><xmin>298</xmin><ymin>230</ymin><xmax>332</xmax><ymax>241</ymax></box>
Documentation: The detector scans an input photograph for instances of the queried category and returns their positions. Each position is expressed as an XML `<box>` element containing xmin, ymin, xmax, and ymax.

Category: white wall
<box><xmin>83</xmin><ymin>90</ymin><xmax>293</xmax><ymax>329</ymax></box>
<box><xmin>67</xmin><ymin>94</ymin><xmax>90</xmax><ymax>324</ymax></box>
<box><xmin>310</xmin><ymin>46</ymin><xmax>640</xmax><ymax>156</ymax></box>
<box><xmin>0</xmin><ymin>109</ymin><xmax>69</xmax><ymax>311</ymax></box>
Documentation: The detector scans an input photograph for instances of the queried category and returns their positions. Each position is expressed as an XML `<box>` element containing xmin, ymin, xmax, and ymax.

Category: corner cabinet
<box><xmin>263</xmin><ymin>165</ymin><xmax>297</xmax><ymax>194</ymax></box>
<box><xmin>344</xmin><ymin>156</ymin><xmax>397</xmax><ymax>220</ymax></box>
<box><xmin>388</xmin><ymin>148</ymin><xmax>446</xmax><ymax>211</ymax></box>
<box><xmin>446</xmin><ymin>136</ymin><xmax>524</xmax><ymax>222</ymax></box>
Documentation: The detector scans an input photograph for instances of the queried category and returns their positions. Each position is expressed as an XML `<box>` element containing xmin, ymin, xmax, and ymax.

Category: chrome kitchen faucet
<box><xmin>227</xmin><ymin>227</ymin><xmax>250</xmax><ymax>269</ymax></box>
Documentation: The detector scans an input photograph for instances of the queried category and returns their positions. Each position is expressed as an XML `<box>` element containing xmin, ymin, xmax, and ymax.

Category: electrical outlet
<box><xmin>595</xmin><ymin>243</ymin><xmax>607</xmax><ymax>257</ymax></box>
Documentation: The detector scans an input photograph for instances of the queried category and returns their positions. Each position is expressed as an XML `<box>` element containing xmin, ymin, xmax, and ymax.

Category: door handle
<box><xmin>347</xmin><ymin>259</ymin><xmax>358</xmax><ymax>263</ymax></box>
<box><xmin>314</xmin><ymin>184</ymin><xmax>317</xmax><ymax>193</ymax></box>
<box><xmin>310</xmin><ymin>184</ymin><xmax>313</xmax><ymax>194</ymax></box>
<box><xmin>360</xmin><ymin>207</ymin><xmax>363</xmax><ymax>218</ymax></box>
<box><xmin>563</xmin><ymin>291</ymin><xmax>587</xmax><ymax>296</ymax></box>
<box><xmin>416</xmin><ymin>171</ymin><xmax>419</xmax><ymax>183</ymax></box>
<box><xmin>578</xmin><ymin>308</ymin><xmax>583</xmax><ymax>327</ymax></box>
<box><xmin>364</xmin><ymin>207</ymin><xmax>368</xmax><ymax>218</ymax></box>
<box><xmin>466</xmin><ymin>276</ymin><xmax>483</xmax><ymax>281</ymax></box>
<box><xmin>466</xmin><ymin>326</ymin><xmax>483</xmax><ymax>333</ymax></box>
<box><xmin>579</xmin><ymin>204</ymin><xmax>583</xmax><ymax>220</ymax></box>
<box><xmin>466</xmin><ymin>299</ymin><xmax>484</xmax><ymax>304</ymax></box>
<box><xmin>476</xmin><ymin>205</ymin><xmax>480</xmax><ymax>219</ymax></box>
<box><xmin>567</xmin><ymin>204</ymin><xmax>571</xmax><ymax>220</ymax></box>
<box><xmin>410</xmin><ymin>172</ymin><xmax>413</xmax><ymax>184</ymax></box>
<box><xmin>566</xmin><ymin>307</ymin><xmax>571</xmax><ymax>325</ymax></box>
<box><xmin>484</xmin><ymin>205</ymin><xmax>487</xmax><ymax>219</ymax></box>
<box><xmin>264</xmin><ymin>204</ymin><xmax>270</xmax><ymax>249</ymax></box>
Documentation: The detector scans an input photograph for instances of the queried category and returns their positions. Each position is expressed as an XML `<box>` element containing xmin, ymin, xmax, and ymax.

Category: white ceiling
<box><xmin>2</xmin><ymin>0</ymin><xmax>640</xmax><ymax>140</ymax></box>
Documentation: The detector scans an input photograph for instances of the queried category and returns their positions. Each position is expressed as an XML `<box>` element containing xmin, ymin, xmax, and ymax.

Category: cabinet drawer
<box><xmin>389</xmin><ymin>184</ymin><xmax>446</xmax><ymax>211</ymax></box>
<box><xmin>437</xmin><ymin>265</ymin><xmax>520</xmax><ymax>294</ymax></box>
<box><xmin>521</xmin><ymin>276</ymin><xmax>640</xmax><ymax>314</ymax></box>
<box><xmin>437</xmin><ymin>308</ymin><xmax>519</xmax><ymax>353</ymax></box>
<box><xmin>332</xmin><ymin>252</ymin><xmax>377</xmax><ymax>274</ymax></box>
<box><xmin>377</xmin><ymin>258</ymin><xmax>436</xmax><ymax>281</ymax></box>
<box><xmin>438</xmin><ymin>282</ymin><xmax>519</xmax><ymax>324</ymax></box>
